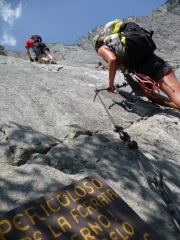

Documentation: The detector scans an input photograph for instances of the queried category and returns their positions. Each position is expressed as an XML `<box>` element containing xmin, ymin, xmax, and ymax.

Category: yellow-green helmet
<box><xmin>92</xmin><ymin>34</ymin><xmax>101</xmax><ymax>48</ymax></box>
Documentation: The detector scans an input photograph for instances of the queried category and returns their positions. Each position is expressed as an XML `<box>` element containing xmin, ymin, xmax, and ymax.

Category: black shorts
<box><xmin>32</xmin><ymin>42</ymin><xmax>50</xmax><ymax>56</ymax></box>
<box><xmin>135</xmin><ymin>54</ymin><xmax>172</xmax><ymax>82</ymax></box>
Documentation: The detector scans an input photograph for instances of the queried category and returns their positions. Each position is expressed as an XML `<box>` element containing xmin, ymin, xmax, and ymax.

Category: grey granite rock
<box><xmin>0</xmin><ymin>1</ymin><xmax>180</xmax><ymax>239</ymax></box>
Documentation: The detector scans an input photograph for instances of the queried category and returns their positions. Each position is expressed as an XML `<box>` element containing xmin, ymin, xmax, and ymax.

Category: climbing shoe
<box><xmin>50</xmin><ymin>61</ymin><xmax>57</xmax><ymax>64</ymax></box>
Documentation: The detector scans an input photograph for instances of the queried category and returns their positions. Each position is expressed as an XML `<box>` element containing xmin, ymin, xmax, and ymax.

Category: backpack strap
<box><xmin>31</xmin><ymin>35</ymin><xmax>42</xmax><ymax>42</ymax></box>
<box><xmin>142</xmin><ymin>28</ymin><xmax>154</xmax><ymax>38</ymax></box>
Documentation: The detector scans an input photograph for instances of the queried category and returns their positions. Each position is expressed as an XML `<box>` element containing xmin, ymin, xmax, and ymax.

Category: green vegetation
<box><xmin>166</xmin><ymin>0</ymin><xmax>177</xmax><ymax>4</ymax></box>
<box><xmin>0</xmin><ymin>45</ymin><xmax>7</xmax><ymax>56</ymax></box>
<box><xmin>173</xmin><ymin>64</ymin><xmax>180</xmax><ymax>71</ymax></box>
<box><xmin>6</xmin><ymin>156</ymin><xmax>18</xmax><ymax>166</ymax></box>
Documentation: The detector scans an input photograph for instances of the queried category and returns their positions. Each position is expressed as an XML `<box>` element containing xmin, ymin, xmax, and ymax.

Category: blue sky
<box><xmin>0</xmin><ymin>0</ymin><xmax>166</xmax><ymax>52</ymax></box>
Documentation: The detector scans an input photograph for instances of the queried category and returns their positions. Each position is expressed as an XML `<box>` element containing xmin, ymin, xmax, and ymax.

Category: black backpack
<box><xmin>31</xmin><ymin>35</ymin><xmax>42</xmax><ymax>43</ymax></box>
<box><xmin>119</xmin><ymin>22</ymin><xmax>156</xmax><ymax>68</ymax></box>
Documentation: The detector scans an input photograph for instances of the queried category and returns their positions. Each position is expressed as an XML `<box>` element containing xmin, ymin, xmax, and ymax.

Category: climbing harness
<box><xmin>94</xmin><ymin>88</ymin><xmax>180</xmax><ymax>231</ymax></box>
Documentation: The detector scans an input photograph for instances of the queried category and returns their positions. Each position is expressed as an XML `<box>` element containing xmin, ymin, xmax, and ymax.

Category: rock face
<box><xmin>0</xmin><ymin>1</ymin><xmax>180</xmax><ymax>239</ymax></box>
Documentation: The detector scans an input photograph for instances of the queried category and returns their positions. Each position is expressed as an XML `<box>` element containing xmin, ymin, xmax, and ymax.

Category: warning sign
<box><xmin>0</xmin><ymin>173</ymin><xmax>161</xmax><ymax>239</ymax></box>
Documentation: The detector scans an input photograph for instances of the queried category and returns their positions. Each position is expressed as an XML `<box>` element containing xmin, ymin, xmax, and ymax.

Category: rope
<box><xmin>131</xmin><ymin>73</ymin><xmax>160</xmax><ymax>98</ymax></box>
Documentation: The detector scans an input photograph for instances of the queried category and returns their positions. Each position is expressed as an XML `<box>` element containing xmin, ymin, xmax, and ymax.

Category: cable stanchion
<box><xmin>93</xmin><ymin>88</ymin><xmax>180</xmax><ymax>231</ymax></box>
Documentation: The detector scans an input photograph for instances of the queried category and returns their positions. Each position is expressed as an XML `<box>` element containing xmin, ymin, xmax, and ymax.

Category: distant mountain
<box><xmin>76</xmin><ymin>0</ymin><xmax>180</xmax><ymax>69</ymax></box>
